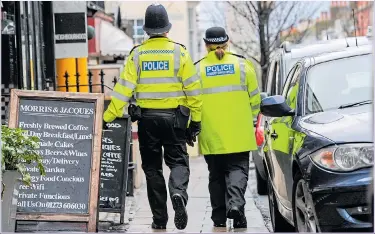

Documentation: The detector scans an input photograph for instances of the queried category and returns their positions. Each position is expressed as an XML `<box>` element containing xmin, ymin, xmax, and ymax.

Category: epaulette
<box><xmin>194</xmin><ymin>57</ymin><xmax>206</xmax><ymax>66</ymax></box>
<box><xmin>129</xmin><ymin>44</ymin><xmax>141</xmax><ymax>55</ymax></box>
<box><xmin>169</xmin><ymin>40</ymin><xmax>186</xmax><ymax>50</ymax></box>
<box><xmin>231</xmin><ymin>53</ymin><xmax>246</xmax><ymax>59</ymax></box>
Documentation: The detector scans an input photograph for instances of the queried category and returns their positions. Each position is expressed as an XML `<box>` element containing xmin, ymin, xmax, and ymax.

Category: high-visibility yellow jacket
<box><xmin>103</xmin><ymin>37</ymin><xmax>202</xmax><ymax>122</ymax></box>
<box><xmin>196</xmin><ymin>51</ymin><xmax>261</xmax><ymax>155</ymax></box>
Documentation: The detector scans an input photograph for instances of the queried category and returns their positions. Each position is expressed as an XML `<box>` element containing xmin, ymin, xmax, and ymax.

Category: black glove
<box><xmin>186</xmin><ymin>128</ymin><xmax>194</xmax><ymax>147</ymax></box>
<box><xmin>189</xmin><ymin>121</ymin><xmax>201</xmax><ymax>137</ymax></box>
<box><xmin>103</xmin><ymin>120</ymin><xmax>108</xmax><ymax>130</ymax></box>
<box><xmin>186</xmin><ymin>121</ymin><xmax>201</xmax><ymax>147</ymax></box>
<box><xmin>128</xmin><ymin>104</ymin><xmax>142</xmax><ymax>122</ymax></box>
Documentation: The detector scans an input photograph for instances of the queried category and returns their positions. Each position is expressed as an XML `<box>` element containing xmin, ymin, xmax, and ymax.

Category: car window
<box><xmin>285</xmin><ymin>58</ymin><xmax>299</xmax><ymax>77</ymax></box>
<box><xmin>285</xmin><ymin>66</ymin><xmax>301</xmax><ymax>110</ymax></box>
<box><xmin>305</xmin><ymin>54</ymin><xmax>372</xmax><ymax>114</ymax></box>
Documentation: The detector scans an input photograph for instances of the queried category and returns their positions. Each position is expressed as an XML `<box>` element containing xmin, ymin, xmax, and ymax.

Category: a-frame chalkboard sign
<box><xmin>8</xmin><ymin>89</ymin><xmax>104</xmax><ymax>232</ymax></box>
<box><xmin>98</xmin><ymin>98</ymin><xmax>132</xmax><ymax>224</ymax></box>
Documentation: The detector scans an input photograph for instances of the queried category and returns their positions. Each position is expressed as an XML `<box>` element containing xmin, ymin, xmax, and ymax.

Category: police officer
<box><xmin>102</xmin><ymin>3</ymin><xmax>202</xmax><ymax>230</ymax></box>
<box><xmin>194</xmin><ymin>27</ymin><xmax>261</xmax><ymax>228</ymax></box>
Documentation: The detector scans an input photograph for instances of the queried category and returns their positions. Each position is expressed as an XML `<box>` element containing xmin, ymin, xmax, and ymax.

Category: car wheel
<box><xmin>267</xmin><ymin>175</ymin><xmax>294</xmax><ymax>232</ymax></box>
<box><xmin>292</xmin><ymin>172</ymin><xmax>318</xmax><ymax>232</ymax></box>
<box><xmin>256</xmin><ymin>167</ymin><xmax>267</xmax><ymax>195</ymax></box>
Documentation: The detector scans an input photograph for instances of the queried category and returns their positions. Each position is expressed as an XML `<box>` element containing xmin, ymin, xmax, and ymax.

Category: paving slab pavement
<box><xmin>123</xmin><ymin>156</ymin><xmax>269</xmax><ymax>233</ymax></box>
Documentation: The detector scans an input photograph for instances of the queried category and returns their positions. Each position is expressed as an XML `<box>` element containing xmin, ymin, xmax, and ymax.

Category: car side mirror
<box><xmin>260</xmin><ymin>95</ymin><xmax>295</xmax><ymax>117</ymax></box>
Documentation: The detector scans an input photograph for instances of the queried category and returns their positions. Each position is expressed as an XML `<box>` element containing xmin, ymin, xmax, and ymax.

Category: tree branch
<box><xmin>227</xmin><ymin>1</ymin><xmax>257</xmax><ymax>27</ymax></box>
<box><xmin>230</xmin><ymin>41</ymin><xmax>260</xmax><ymax>64</ymax></box>
<box><xmin>245</xmin><ymin>2</ymin><xmax>259</xmax><ymax>29</ymax></box>
<box><xmin>269</xmin><ymin>3</ymin><xmax>297</xmax><ymax>47</ymax></box>
<box><xmin>249</xmin><ymin>1</ymin><xmax>259</xmax><ymax>15</ymax></box>
<box><xmin>200</xmin><ymin>2</ymin><xmax>225</xmax><ymax>27</ymax></box>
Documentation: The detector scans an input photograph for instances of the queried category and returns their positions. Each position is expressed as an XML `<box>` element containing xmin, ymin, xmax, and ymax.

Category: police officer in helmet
<box><xmin>102</xmin><ymin>3</ymin><xmax>202</xmax><ymax>231</ymax></box>
<box><xmin>194</xmin><ymin>27</ymin><xmax>261</xmax><ymax>228</ymax></box>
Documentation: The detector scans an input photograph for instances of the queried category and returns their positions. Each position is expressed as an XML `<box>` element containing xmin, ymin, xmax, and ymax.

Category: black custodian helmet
<box><xmin>143</xmin><ymin>3</ymin><xmax>172</xmax><ymax>35</ymax></box>
<box><xmin>203</xmin><ymin>27</ymin><xmax>229</xmax><ymax>44</ymax></box>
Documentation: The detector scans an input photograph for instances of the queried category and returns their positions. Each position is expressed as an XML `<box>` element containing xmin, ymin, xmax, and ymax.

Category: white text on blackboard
<box><xmin>20</xmin><ymin>105</ymin><xmax>94</xmax><ymax>115</ymax></box>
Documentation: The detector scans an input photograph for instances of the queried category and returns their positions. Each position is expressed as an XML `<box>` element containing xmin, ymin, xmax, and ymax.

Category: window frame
<box><xmin>281</xmin><ymin>65</ymin><xmax>297</xmax><ymax>97</ymax></box>
<box><xmin>274</xmin><ymin>59</ymin><xmax>280</xmax><ymax>95</ymax></box>
<box><xmin>282</xmin><ymin>63</ymin><xmax>302</xmax><ymax>115</ymax></box>
<box><xmin>266</xmin><ymin>60</ymin><xmax>276</xmax><ymax>95</ymax></box>
<box><xmin>132</xmin><ymin>19</ymin><xmax>144</xmax><ymax>45</ymax></box>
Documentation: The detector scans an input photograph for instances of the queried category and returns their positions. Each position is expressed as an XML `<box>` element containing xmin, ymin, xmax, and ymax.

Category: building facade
<box><xmin>104</xmin><ymin>1</ymin><xmax>200</xmax><ymax>61</ymax></box>
<box><xmin>351</xmin><ymin>1</ymin><xmax>373</xmax><ymax>36</ymax></box>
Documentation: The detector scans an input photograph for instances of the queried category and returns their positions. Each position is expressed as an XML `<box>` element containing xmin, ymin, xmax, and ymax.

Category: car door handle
<box><xmin>271</xmin><ymin>132</ymin><xmax>278</xmax><ymax>139</ymax></box>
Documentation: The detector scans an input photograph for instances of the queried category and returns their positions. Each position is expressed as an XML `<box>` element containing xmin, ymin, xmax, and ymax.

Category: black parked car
<box><xmin>368</xmin><ymin>168</ymin><xmax>374</xmax><ymax>228</ymax></box>
<box><xmin>261</xmin><ymin>45</ymin><xmax>373</xmax><ymax>232</ymax></box>
<box><xmin>253</xmin><ymin>37</ymin><xmax>372</xmax><ymax>196</ymax></box>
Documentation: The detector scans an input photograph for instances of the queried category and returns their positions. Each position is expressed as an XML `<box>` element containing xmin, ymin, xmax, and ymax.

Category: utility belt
<box><xmin>128</xmin><ymin>104</ymin><xmax>190</xmax><ymax>129</ymax></box>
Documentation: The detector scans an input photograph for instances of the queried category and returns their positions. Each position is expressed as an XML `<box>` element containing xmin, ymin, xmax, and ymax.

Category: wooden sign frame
<box><xmin>8</xmin><ymin>89</ymin><xmax>104</xmax><ymax>232</ymax></box>
<box><xmin>99</xmin><ymin>116</ymin><xmax>131</xmax><ymax>223</ymax></box>
<box><xmin>98</xmin><ymin>97</ymin><xmax>132</xmax><ymax>224</ymax></box>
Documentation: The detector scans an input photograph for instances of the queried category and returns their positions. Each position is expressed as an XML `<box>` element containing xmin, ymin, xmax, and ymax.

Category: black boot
<box><xmin>171</xmin><ymin>194</ymin><xmax>188</xmax><ymax>230</ymax></box>
<box><xmin>151</xmin><ymin>222</ymin><xmax>166</xmax><ymax>229</ymax></box>
<box><xmin>214</xmin><ymin>222</ymin><xmax>227</xmax><ymax>227</ymax></box>
<box><xmin>228</xmin><ymin>206</ymin><xmax>247</xmax><ymax>228</ymax></box>
<box><xmin>233</xmin><ymin>216</ymin><xmax>247</xmax><ymax>228</ymax></box>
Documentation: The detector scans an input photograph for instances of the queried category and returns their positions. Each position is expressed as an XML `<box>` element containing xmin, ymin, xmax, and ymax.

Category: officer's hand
<box><xmin>186</xmin><ymin>129</ymin><xmax>194</xmax><ymax>147</ymax></box>
<box><xmin>103</xmin><ymin>120</ymin><xmax>108</xmax><ymax>130</ymax></box>
<box><xmin>186</xmin><ymin>138</ymin><xmax>194</xmax><ymax>147</ymax></box>
<box><xmin>189</xmin><ymin>121</ymin><xmax>201</xmax><ymax>137</ymax></box>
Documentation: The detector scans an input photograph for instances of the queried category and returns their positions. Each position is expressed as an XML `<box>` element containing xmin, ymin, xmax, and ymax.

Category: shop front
<box><xmin>1</xmin><ymin>1</ymin><xmax>56</xmax><ymax>123</ymax></box>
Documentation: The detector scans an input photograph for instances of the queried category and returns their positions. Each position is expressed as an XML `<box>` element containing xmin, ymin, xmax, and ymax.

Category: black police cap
<box><xmin>143</xmin><ymin>3</ymin><xmax>172</xmax><ymax>35</ymax></box>
<box><xmin>203</xmin><ymin>27</ymin><xmax>229</xmax><ymax>44</ymax></box>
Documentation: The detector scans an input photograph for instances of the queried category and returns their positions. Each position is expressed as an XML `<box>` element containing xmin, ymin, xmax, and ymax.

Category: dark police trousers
<box><xmin>204</xmin><ymin>152</ymin><xmax>250</xmax><ymax>223</ymax></box>
<box><xmin>138</xmin><ymin>108</ymin><xmax>190</xmax><ymax>225</ymax></box>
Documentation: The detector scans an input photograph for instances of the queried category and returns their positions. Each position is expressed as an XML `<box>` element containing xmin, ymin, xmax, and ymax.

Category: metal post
<box><xmin>41</xmin><ymin>1</ymin><xmax>56</xmax><ymax>91</ymax></box>
<box><xmin>31</xmin><ymin>2</ymin><xmax>42</xmax><ymax>90</ymax></box>
<box><xmin>15</xmin><ymin>2</ymin><xmax>24</xmax><ymax>89</ymax></box>
<box><xmin>100</xmin><ymin>69</ymin><xmax>105</xmax><ymax>93</ymax></box>
<box><xmin>38</xmin><ymin>2</ymin><xmax>47</xmax><ymax>90</ymax></box>
<box><xmin>75</xmin><ymin>72</ymin><xmax>80</xmax><ymax>92</ymax></box>
<box><xmin>26</xmin><ymin>1</ymin><xmax>37</xmax><ymax>90</ymax></box>
<box><xmin>88</xmin><ymin>71</ymin><xmax>93</xmax><ymax>93</ymax></box>
<box><xmin>23</xmin><ymin>1</ymin><xmax>32</xmax><ymax>90</ymax></box>
<box><xmin>64</xmin><ymin>71</ymin><xmax>69</xmax><ymax>92</ymax></box>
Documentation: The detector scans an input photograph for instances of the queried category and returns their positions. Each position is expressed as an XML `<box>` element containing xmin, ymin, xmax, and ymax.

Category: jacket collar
<box><xmin>149</xmin><ymin>35</ymin><xmax>167</xmax><ymax>39</ymax></box>
<box><xmin>141</xmin><ymin>36</ymin><xmax>170</xmax><ymax>46</ymax></box>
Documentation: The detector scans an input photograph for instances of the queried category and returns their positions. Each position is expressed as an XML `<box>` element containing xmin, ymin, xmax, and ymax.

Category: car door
<box><xmin>267</xmin><ymin>64</ymin><xmax>302</xmax><ymax>209</ymax></box>
<box><xmin>263</xmin><ymin>57</ymin><xmax>281</xmax><ymax>176</ymax></box>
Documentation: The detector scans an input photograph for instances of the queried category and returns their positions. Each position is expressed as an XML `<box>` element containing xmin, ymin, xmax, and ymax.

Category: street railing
<box><xmin>54</xmin><ymin>69</ymin><xmax>117</xmax><ymax>93</ymax></box>
<box><xmin>1</xmin><ymin>69</ymin><xmax>118</xmax><ymax>124</ymax></box>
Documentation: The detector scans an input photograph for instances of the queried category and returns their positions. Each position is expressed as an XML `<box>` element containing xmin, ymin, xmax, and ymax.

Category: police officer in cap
<box><xmin>102</xmin><ymin>3</ymin><xmax>202</xmax><ymax>231</ymax></box>
<box><xmin>194</xmin><ymin>27</ymin><xmax>261</xmax><ymax>228</ymax></box>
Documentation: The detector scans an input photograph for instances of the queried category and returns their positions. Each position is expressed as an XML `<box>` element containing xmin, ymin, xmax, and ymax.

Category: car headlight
<box><xmin>310</xmin><ymin>143</ymin><xmax>373</xmax><ymax>172</ymax></box>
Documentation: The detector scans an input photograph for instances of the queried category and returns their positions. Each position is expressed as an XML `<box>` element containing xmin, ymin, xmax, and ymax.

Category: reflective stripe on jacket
<box><xmin>196</xmin><ymin>51</ymin><xmax>261</xmax><ymax>155</ymax></box>
<box><xmin>103</xmin><ymin>37</ymin><xmax>202</xmax><ymax>122</ymax></box>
